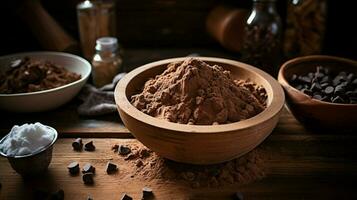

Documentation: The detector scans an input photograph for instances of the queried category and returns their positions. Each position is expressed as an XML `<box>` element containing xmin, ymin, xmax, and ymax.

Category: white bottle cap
<box><xmin>95</xmin><ymin>37</ymin><xmax>118</xmax><ymax>52</ymax></box>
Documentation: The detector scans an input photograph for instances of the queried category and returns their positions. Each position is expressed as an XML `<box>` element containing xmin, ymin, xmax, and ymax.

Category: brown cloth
<box><xmin>77</xmin><ymin>73</ymin><xmax>126</xmax><ymax>116</ymax></box>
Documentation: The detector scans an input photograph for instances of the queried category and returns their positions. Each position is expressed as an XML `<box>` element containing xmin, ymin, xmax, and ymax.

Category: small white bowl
<box><xmin>0</xmin><ymin>52</ymin><xmax>91</xmax><ymax>112</ymax></box>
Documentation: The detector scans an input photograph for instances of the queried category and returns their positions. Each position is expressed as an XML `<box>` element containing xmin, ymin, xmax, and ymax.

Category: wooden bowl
<box><xmin>278</xmin><ymin>55</ymin><xmax>357</xmax><ymax>130</ymax></box>
<box><xmin>115</xmin><ymin>57</ymin><xmax>285</xmax><ymax>164</ymax></box>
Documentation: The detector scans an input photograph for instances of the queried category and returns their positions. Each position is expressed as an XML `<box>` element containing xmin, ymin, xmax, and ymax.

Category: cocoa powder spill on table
<box><xmin>117</xmin><ymin>143</ymin><xmax>266</xmax><ymax>188</ymax></box>
<box><xmin>131</xmin><ymin>58</ymin><xmax>267</xmax><ymax>125</ymax></box>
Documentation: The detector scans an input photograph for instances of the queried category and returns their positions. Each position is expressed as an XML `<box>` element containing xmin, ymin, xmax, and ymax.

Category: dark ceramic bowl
<box><xmin>278</xmin><ymin>55</ymin><xmax>357</xmax><ymax>130</ymax></box>
<box><xmin>0</xmin><ymin>126</ymin><xmax>58</xmax><ymax>177</ymax></box>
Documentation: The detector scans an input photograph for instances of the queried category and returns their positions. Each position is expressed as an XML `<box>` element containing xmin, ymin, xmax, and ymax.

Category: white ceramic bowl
<box><xmin>0</xmin><ymin>52</ymin><xmax>91</xmax><ymax>112</ymax></box>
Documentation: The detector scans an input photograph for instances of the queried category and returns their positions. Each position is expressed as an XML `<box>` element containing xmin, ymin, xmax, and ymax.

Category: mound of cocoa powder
<box><xmin>119</xmin><ymin>143</ymin><xmax>266</xmax><ymax>188</ymax></box>
<box><xmin>131</xmin><ymin>58</ymin><xmax>267</xmax><ymax>125</ymax></box>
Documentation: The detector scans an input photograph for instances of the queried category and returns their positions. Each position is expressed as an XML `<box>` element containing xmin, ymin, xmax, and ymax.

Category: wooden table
<box><xmin>1</xmin><ymin>49</ymin><xmax>357</xmax><ymax>199</ymax></box>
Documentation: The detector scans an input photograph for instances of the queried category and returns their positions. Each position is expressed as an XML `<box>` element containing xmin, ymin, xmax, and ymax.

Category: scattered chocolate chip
<box><xmin>232</xmin><ymin>192</ymin><xmax>244</xmax><ymax>200</ymax></box>
<box><xmin>136</xmin><ymin>160</ymin><xmax>143</xmax><ymax>167</ymax></box>
<box><xmin>118</xmin><ymin>145</ymin><xmax>131</xmax><ymax>155</ymax></box>
<box><xmin>84</xmin><ymin>141</ymin><xmax>95</xmax><ymax>151</ymax></box>
<box><xmin>82</xmin><ymin>163</ymin><xmax>95</xmax><ymax>174</ymax></box>
<box><xmin>139</xmin><ymin>149</ymin><xmax>150</xmax><ymax>158</ymax></box>
<box><xmin>87</xmin><ymin>195</ymin><xmax>94</xmax><ymax>200</ymax></box>
<box><xmin>125</xmin><ymin>153</ymin><xmax>138</xmax><ymax>160</ymax></box>
<box><xmin>83</xmin><ymin>172</ymin><xmax>94</xmax><ymax>185</ymax></box>
<box><xmin>50</xmin><ymin>189</ymin><xmax>64</xmax><ymax>200</ymax></box>
<box><xmin>142</xmin><ymin>187</ymin><xmax>153</xmax><ymax>199</ymax></box>
<box><xmin>112</xmin><ymin>144</ymin><xmax>119</xmax><ymax>152</ymax></box>
<box><xmin>121</xmin><ymin>193</ymin><xmax>133</xmax><ymax>200</ymax></box>
<box><xmin>72</xmin><ymin>138</ymin><xmax>83</xmax><ymax>151</ymax></box>
<box><xmin>67</xmin><ymin>161</ymin><xmax>80</xmax><ymax>175</ymax></box>
<box><xmin>106</xmin><ymin>162</ymin><xmax>118</xmax><ymax>174</ymax></box>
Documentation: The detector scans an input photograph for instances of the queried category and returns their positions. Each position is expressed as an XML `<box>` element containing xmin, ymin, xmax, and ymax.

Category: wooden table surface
<box><xmin>1</xmin><ymin>49</ymin><xmax>357</xmax><ymax>199</ymax></box>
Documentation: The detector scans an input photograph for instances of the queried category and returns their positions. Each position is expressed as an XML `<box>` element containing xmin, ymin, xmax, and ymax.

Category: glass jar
<box><xmin>91</xmin><ymin>37</ymin><xmax>122</xmax><ymax>87</ymax></box>
<box><xmin>283</xmin><ymin>0</ymin><xmax>327</xmax><ymax>58</ymax></box>
<box><xmin>241</xmin><ymin>0</ymin><xmax>282</xmax><ymax>76</ymax></box>
<box><xmin>77</xmin><ymin>0</ymin><xmax>117</xmax><ymax>60</ymax></box>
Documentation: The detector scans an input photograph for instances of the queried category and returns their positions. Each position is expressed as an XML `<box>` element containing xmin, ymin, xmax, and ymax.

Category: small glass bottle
<box><xmin>241</xmin><ymin>0</ymin><xmax>282</xmax><ymax>76</ymax></box>
<box><xmin>283</xmin><ymin>0</ymin><xmax>327</xmax><ymax>58</ymax></box>
<box><xmin>91</xmin><ymin>37</ymin><xmax>122</xmax><ymax>87</ymax></box>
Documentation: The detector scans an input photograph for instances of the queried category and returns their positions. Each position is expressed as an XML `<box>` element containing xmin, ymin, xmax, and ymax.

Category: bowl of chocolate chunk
<box><xmin>278</xmin><ymin>55</ymin><xmax>357</xmax><ymax>130</ymax></box>
<box><xmin>115</xmin><ymin>57</ymin><xmax>285</xmax><ymax>164</ymax></box>
<box><xmin>0</xmin><ymin>52</ymin><xmax>91</xmax><ymax>112</ymax></box>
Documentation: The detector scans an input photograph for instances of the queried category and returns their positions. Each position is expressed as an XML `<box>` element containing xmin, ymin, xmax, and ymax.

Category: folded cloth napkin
<box><xmin>77</xmin><ymin>73</ymin><xmax>126</xmax><ymax>116</ymax></box>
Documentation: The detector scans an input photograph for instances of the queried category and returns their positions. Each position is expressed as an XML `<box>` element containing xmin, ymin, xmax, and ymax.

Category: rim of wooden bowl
<box><xmin>115</xmin><ymin>57</ymin><xmax>285</xmax><ymax>134</ymax></box>
<box><xmin>278</xmin><ymin>55</ymin><xmax>357</xmax><ymax>107</ymax></box>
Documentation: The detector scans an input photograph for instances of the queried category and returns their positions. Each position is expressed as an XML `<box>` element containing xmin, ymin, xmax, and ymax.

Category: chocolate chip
<box><xmin>320</xmin><ymin>76</ymin><xmax>330</xmax><ymax>83</ymax></box>
<box><xmin>352</xmin><ymin>79</ymin><xmax>357</xmax><ymax>85</ymax></box>
<box><xmin>332</xmin><ymin>96</ymin><xmax>344</xmax><ymax>103</ymax></box>
<box><xmin>347</xmin><ymin>73</ymin><xmax>354</xmax><ymax>82</ymax></box>
<box><xmin>136</xmin><ymin>160</ymin><xmax>143</xmax><ymax>167</ymax></box>
<box><xmin>72</xmin><ymin>138</ymin><xmax>83</xmax><ymax>151</ymax></box>
<box><xmin>301</xmin><ymin>88</ymin><xmax>312</xmax><ymax>95</ymax></box>
<box><xmin>142</xmin><ymin>187</ymin><xmax>153</xmax><ymax>199</ymax></box>
<box><xmin>139</xmin><ymin>149</ymin><xmax>150</xmax><ymax>158</ymax></box>
<box><xmin>84</xmin><ymin>141</ymin><xmax>95</xmax><ymax>151</ymax></box>
<box><xmin>112</xmin><ymin>144</ymin><xmax>119</xmax><ymax>152</ymax></box>
<box><xmin>313</xmin><ymin>94</ymin><xmax>323</xmax><ymax>100</ymax></box>
<box><xmin>83</xmin><ymin>172</ymin><xmax>94</xmax><ymax>185</ymax></box>
<box><xmin>310</xmin><ymin>82</ymin><xmax>321</xmax><ymax>91</ymax></box>
<box><xmin>50</xmin><ymin>189</ymin><xmax>64</xmax><ymax>200</ymax></box>
<box><xmin>324</xmin><ymin>86</ymin><xmax>334</xmax><ymax>95</ymax></box>
<box><xmin>334</xmin><ymin>84</ymin><xmax>346</xmax><ymax>94</ymax></box>
<box><xmin>320</xmin><ymin>82</ymin><xmax>329</xmax><ymax>88</ymax></box>
<box><xmin>290</xmin><ymin>74</ymin><xmax>298</xmax><ymax>82</ymax></box>
<box><xmin>121</xmin><ymin>193</ymin><xmax>133</xmax><ymax>200</ymax></box>
<box><xmin>299</xmin><ymin>76</ymin><xmax>311</xmax><ymax>84</ymax></box>
<box><xmin>82</xmin><ymin>163</ymin><xmax>95</xmax><ymax>174</ymax></box>
<box><xmin>232</xmin><ymin>192</ymin><xmax>244</xmax><ymax>200</ymax></box>
<box><xmin>67</xmin><ymin>161</ymin><xmax>79</xmax><ymax>175</ymax></box>
<box><xmin>118</xmin><ymin>145</ymin><xmax>131</xmax><ymax>155</ymax></box>
<box><xmin>87</xmin><ymin>195</ymin><xmax>94</xmax><ymax>200</ymax></box>
<box><xmin>106</xmin><ymin>162</ymin><xmax>118</xmax><ymax>174</ymax></box>
<box><xmin>350</xmin><ymin>97</ymin><xmax>357</xmax><ymax>104</ymax></box>
<box><xmin>10</xmin><ymin>59</ymin><xmax>23</xmax><ymax>68</ymax></box>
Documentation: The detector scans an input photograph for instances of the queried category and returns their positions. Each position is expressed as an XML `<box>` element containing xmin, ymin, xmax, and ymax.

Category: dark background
<box><xmin>0</xmin><ymin>0</ymin><xmax>355</xmax><ymax>61</ymax></box>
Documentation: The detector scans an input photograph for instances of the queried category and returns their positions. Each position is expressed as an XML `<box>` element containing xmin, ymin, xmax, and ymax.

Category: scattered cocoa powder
<box><xmin>131</xmin><ymin>58</ymin><xmax>267</xmax><ymax>125</ymax></box>
<box><xmin>116</xmin><ymin>143</ymin><xmax>266</xmax><ymax>188</ymax></box>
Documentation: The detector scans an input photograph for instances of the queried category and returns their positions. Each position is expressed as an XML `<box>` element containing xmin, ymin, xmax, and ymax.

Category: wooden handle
<box><xmin>18</xmin><ymin>0</ymin><xmax>79</xmax><ymax>53</ymax></box>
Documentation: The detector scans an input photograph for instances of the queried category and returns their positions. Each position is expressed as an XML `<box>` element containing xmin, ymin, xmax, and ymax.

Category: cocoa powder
<box><xmin>118</xmin><ymin>143</ymin><xmax>266</xmax><ymax>188</ymax></box>
<box><xmin>131</xmin><ymin>58</ymin><xmax>267</xmax><ymax>125</ymax></box>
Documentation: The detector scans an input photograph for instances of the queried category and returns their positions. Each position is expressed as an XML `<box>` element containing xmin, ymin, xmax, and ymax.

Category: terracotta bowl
<box><xmin>115</xmin><ymin>57</ymin><xmax>285</xmax><ymax>164</ymax></box>
<box><xmin>278</xmin><ymin>55</ymin><xmax>357</xmax><ymax>130</ymax></box>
